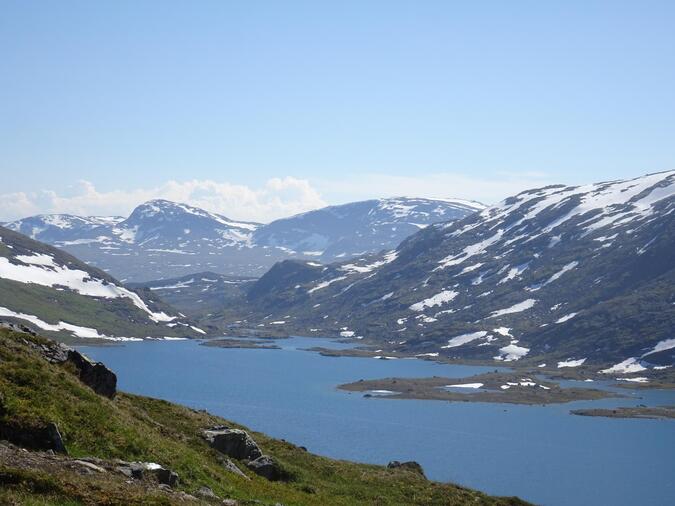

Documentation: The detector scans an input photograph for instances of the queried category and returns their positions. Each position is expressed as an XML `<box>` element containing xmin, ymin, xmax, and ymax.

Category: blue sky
<box><xmin>1</xmin><ymin>1</ymin><xmax>674</xmax><ymax>221</ymax></box>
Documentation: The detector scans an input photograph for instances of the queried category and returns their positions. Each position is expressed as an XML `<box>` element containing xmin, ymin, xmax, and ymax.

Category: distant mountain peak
<box><xmin>4</xmin><ymin>196</ymin><xmax>481</xmax><ymax>281</ymax></box>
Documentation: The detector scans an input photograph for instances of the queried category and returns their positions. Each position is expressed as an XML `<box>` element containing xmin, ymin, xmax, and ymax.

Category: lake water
<box><xmin>79</xmin><ymin>337</ymin><xmax>675</xmax><ymax>506</ymax></box>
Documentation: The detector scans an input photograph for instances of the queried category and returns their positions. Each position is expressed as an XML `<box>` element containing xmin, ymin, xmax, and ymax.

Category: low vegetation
<box><xmin>0</xmin><ymin>327</ymin><xmax>528</xmax><ymax>505</ymax></box>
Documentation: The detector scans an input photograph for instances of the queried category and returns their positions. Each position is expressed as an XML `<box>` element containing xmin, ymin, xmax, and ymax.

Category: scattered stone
<box><xmin>114</xmin><ymin>461</ymin><xmax>178</xmax><ymax>487</ymax></box>
<box><xmin>246</xmin><ymin>455</ymin><xmax>284</xmax><ymax>481</ymax></box>
<box><xmin>387</xmin><ymin>460</ymin><xmax>426</xmax><ymax>478</ymax></box>
<box><xmin>219</xmin><ymin>457</ymin><xmax>249</xmax><ymax>479</ymax></box>
<box><xmin>195</xmin><ymin>486</ymin><xmax>219</xmax><ymax>500</ymax></box>
<box><xmin>74</xmin><ymin>459</ymin><xmax>106</xmax><ymax>473</ymax></box>
<box><xmin>221</xmin><ymin>500</ymin><xmax>239</xmax><ymax>506</ymax></box>
<box><xmin>203</xmin><ymin>427</ymin><xmax>262</xmax><ymax>461</ymax></box>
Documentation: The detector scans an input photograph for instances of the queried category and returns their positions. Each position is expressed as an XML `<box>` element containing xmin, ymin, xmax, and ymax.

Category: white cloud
<box><xmin>0</xmin><ymin>170</ymin><xmax>559</xmax><ymax>223</ymax></box>
<box><xmin>0</xmin><ymin>177</ymin><xmax>326</xmax><ymax>223</ymax></box>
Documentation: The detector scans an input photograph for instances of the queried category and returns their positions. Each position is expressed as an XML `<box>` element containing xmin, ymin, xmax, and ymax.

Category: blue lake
<box><xmin>79</xmin><ymin>337</ymin><xmax>675</xmax><ymax>506</ymax></box>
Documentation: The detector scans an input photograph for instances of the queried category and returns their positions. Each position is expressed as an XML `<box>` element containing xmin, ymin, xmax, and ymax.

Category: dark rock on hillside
<box><xmin>246</xmin><ymin>455</ymin><xmax>285</xmax><ymax>481</ymax></box>
<box><xmin>202</xmin><ymin>427</ymin><xmax>263</xmax><ymax>461</ymax></box>
<box><xmin>21</xmin><ymin>337</ymin><xmax>117</xmax><ymax>398</ymax></box>
<box><xmin>0</xmin><ymin>421</ymin><xmax>67</xmax><ymax>454</ymax></box>
<box><xmin>115</xmin><ymin>460</ymin><xmax>179</xmax><ymax>487</ymax></box>
<box><xmin>65</xmin><ymin>349</ymin><xmax>117</xmax><ymax>398</ymax></box>
<box><xmin>388</xmin><ymin>460</ymin><xmax>426</xmax><ymax>478</ymax></box>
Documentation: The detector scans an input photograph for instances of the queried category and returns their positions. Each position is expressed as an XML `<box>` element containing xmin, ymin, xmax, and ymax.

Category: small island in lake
<box><xmin>571</xmin><ymin>406</ymin><xmax>675</xmax><ymax>420</ymax></box>
<box><xmin>201</xmin><ymin>338</ymin><xmax>281</xmax><ymax>350</ymax></box>
<box><xmin>339</xmin><ymin>371</ymin><xmax>616</xmax><ymax>405</ymax></box>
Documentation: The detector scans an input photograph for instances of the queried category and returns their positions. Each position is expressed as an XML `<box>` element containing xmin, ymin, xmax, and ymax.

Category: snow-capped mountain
<box><xmin>253</xmin><ymin>197</ymin><xmax>484</xmax><ymax>259</ymax></box>
<box><xmin>7</xmin><ymin>214</ymin><xmax>124</xmax><ymax>244</ymax></box>
<box><xmin>4</xmin><ymin>197</ymin><xmax>481</xmax><ymax>281</ymax></box>
<box><xmin>234</xmin><ymin>170</ymin><xmax>675</xmax><ymax>372</ymax></box>
<box><xmin>0</xmin><ymin>225</ymin><xmax>202</xmax><ymax>342</ymax></box>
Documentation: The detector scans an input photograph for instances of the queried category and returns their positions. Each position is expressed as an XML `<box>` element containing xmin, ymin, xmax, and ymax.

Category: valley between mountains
<box><xmin>1</xmin><ymin>171</ymin><xmax>674</xmax><ymax>504</ymax></box>
<box><xmin>1</xmin><ymin>171</ymin><xmax>674</xmax><ymax>386</ymax></box>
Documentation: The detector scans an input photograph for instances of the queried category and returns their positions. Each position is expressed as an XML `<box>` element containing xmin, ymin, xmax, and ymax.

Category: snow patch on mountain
<box><xmin>441</xmin><ymin>331</ymin><xmax>489</xmax><ymax>349</ymax></box>
<box><xmin>488</xmin><ymin>299</ymin><xmax>537</xmax><ymax>318</ymax></box>
<box><xmin>410</xmin><ymin>290</ymin><xmax>458</xmax><ymax>311</ymax></box>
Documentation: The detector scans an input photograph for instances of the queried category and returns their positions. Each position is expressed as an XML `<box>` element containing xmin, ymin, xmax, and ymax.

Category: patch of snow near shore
<box><xmin>0</xmin><ymin>306</ymin><xmax>141</xmax><ymax>341</ymax></box>
<box><xmin>600</xmin><ymin>358</ymin><xmax>647</xmax><ymax>374</ymax></box>
<box><xmin>441</xmin><ymin>331</ymin><xmax>488</xmax><ymax>349</ymax></box>
<box><xmin>410</xmin><ymin>290</ymin><xmax>458</xmax><ymax>311</ymax></box>
<box><xmin>340</xmin><ymin>330</ymin><xmax>355</xmax><ymax>337</ymax></box>
<box><xmin>494</xmin><ymin>344</ymin><xmax>530</xmax><ymax>361</ymax></box>
<box><xmin>488</xmin><ymin>299</ymin><xmax>536</xmax><ymax>318</ymax></box>
<box><xmin>617</xmin><ymin>377</ymin><xmax>649</xmax><ymax>383</ymax></box>
<box><xmin>445</xmin><ymin>383</ymin><xmax>483</xmax><ymax>389</ymax></box>
<box><xmin>557</xmin><ymin>358</ymin><xmax>586</xmax><ymax>368</ymax></box>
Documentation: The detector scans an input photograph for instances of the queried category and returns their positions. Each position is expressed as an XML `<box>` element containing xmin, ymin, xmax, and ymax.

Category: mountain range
<box><xmin>221</xmin><ymin>170</ymin><xmax>675</xmax><ymax>372</ymax></box>
<box><xmin>4</xmin><ymin>197</ymin><xmax>483</xmax><ymax>281</ymax></box>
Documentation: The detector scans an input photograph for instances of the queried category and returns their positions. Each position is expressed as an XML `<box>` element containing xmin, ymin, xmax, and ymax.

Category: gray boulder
<box><xmin>115</xmin><ymin>461</ymin><xmax>179</xmax><ymax>487</ymax></box>
<box><xmin>387</xmin><ymin>460</ymin><xmax>426</xmax><ymax>478</ymax></box>
<box><xmin>246</xmin><ymin>455</ymin><xmax>283</xmax><ymax>481</ymax></box>
<box><xmin>195</xmin><ymin>486</ymin><xmax>218</xmax><ymax>500</ymax></box>
<box><xmin>203</xmin><ymin>427</ymin><xmax>262</xmax><ymax>461</ymax></box>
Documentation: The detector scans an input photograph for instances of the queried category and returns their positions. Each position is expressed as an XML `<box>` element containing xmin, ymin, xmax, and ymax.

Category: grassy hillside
<box><xmin>0</xmin><ymin>226</ymin><xmax>199</xmax><ymax>342</ymax></box>
<box><xmin>0</xmin><ymin>327</ymin><xmax>528</xmax><ymax>505</ymax></box>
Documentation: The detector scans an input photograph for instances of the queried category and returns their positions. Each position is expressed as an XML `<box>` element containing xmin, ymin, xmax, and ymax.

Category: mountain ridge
<box><xmin>4</xmin><ymin>197</ymin><xmax>481</xmax><ymax>281</ymax></box>
<box><xmin>222</xmin><ymin>170</ymin><xmax>675</xmax><ymax>374</ymax></box>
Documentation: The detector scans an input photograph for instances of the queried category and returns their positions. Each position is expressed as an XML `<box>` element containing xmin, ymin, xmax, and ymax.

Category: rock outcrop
<box><xmin>0</xmin><ymin>421</ymin><xmax>67</xmax><ymax>454</ymax></box>
<box><xmin>202</xmin><ymin>426</ymin><xmax>262</xmax><ymax>461</ymax></box>
<box><xmin>64</xmin><ymin>349</ymin><xmax>117</xmax><ymax>398</ymax></box>
<box><xmin>12</xmin><ymin>328</ymin><xmax>118</xmax><ymax>398</ymax></box>
<box><xmin>115</xmin><ymin>460</ymin><xmax>179</xmax><ymax>487</ymax></box>
<box><xmin>246</xmin><ymin>455</ymin><xmax>284</xmax><ymax>481</ymax></box>
<box><xmin>387</xmin><ymin>460</ymin><xmax>426</xmax><ymax>478</ymax></box>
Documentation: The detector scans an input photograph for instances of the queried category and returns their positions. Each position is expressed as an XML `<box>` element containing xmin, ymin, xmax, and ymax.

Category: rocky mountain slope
<box><xmin>252</xmin><ymin>197</ymin><xmax>484</xmax><ymax>260</ymax></box>
<box><xmin>128</xmin><ymin>271</ymin><xmax>256</xmax><ymax>320</ymax></box>
<box><xmin>4</xmin><ymin>198</ymin><xmax>482</xmax><ymax>281</ymax></box>
<box><xmin>229</xmin><ymin>171</ymin><xmax>675</xmax><ymax>374</ymax></box>
<box><xmin>0</xmin><ymin>225</ymin><xmax>203</xmax><ymax>342</ymax></box>
<box><xmin>0</xmin><ymin>326</ymin><xmax>528</xmax><ymax>505</ymax></box>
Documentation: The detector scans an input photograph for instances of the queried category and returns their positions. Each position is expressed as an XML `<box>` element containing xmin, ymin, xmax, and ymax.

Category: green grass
<box><xmin>0</xmin><ymin>278</ymin><xmax>187</xmax><ymax>342</ymax></box>
<box><xmin>0</xmin><ymin>328</ymin><xmax>529</xmax><ymax>505</ymax></box>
